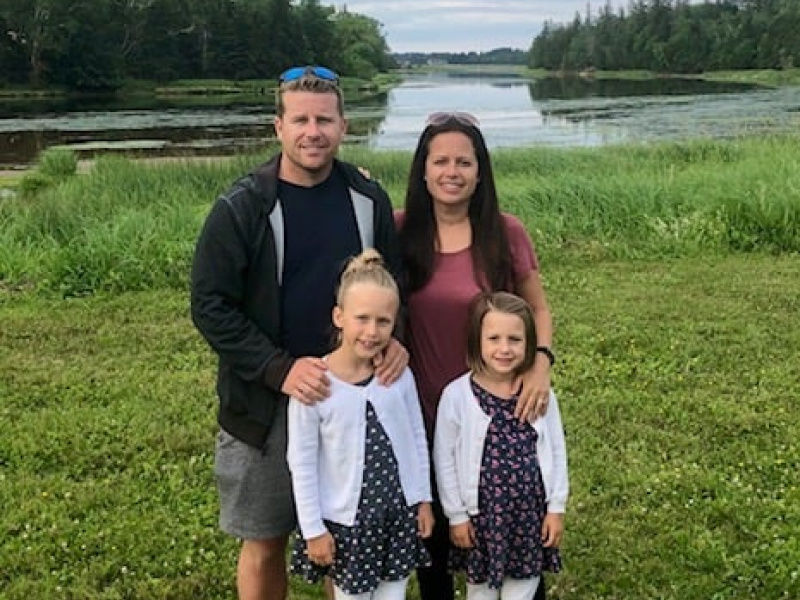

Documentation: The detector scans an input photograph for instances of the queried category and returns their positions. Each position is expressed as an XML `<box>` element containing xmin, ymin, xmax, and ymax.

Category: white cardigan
<box><xmin>433</xmin><ymin>373</ymin><xmax>569</xmax><ymax>526</ymax></box>
<box><xmin>287</xmin><ymin>368</ymin><xmax>432</xmax><ymax>540</ymax></box>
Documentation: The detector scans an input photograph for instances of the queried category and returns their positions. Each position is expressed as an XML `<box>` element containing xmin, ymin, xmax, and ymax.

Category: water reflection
<box><xmin>536</xmin><ymin>84</ymin><xmax>800</xmax><ymax>144</ymax></box>
<box><xmin>0</xmin><ymin>92</ymin><xmax>388</xmax><ymax>169</ymax></box>
<box><xmin>527</xmin><ymin>77</ymin><xmax>757</xmax><ymax>100</ymax></box>
<box><xmin>1</xmin><ymin>72</ymin><xmax>798</xmax><ymax>170</ymax></box>
<box><xmin>376</xmin><ymin>74</ymin><xmax>799</xmax><ymax>150</ymax></box>
<box><xmin>0</xmin><ymin>94</ymin><xmax>266</xmax><ymax>117</ymax></box>
<box><xmin>371</xmin><ymin>74</ymin><xmax>617</xmax><ymax>149</ymax></box>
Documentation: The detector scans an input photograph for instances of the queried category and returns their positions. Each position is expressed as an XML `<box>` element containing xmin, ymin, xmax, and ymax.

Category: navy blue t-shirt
<box><xmin>278</xmin><ymin>170</ymin><xmax>362</xmax><ymax>357</ymax></box>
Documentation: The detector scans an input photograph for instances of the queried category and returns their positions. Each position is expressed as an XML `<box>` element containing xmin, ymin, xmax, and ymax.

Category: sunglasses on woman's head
<box><xmin>425</xmin><ymin>111</ymin><xmax>480</xmax><ymax>127</ymax></box>
<box><xmin>279</xmin><ymin>65</ymin><xmax>340</xmax><ymax>85</ymax></box>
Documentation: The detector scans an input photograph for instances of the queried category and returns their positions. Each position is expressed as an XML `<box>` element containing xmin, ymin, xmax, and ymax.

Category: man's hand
<box><xmin>373</xmin><ymin>338</ymin><xmax>409</xmax><ymax>385</ymax></box>
<box><xmin>306</xmin><ymin>532</ymin><xmax>336</xmax><ymax>566</ymax></box>
<box><xmin>282</xmin><ymin>357</ymin><xmax>330</xmax><ymax>405</ymax></box>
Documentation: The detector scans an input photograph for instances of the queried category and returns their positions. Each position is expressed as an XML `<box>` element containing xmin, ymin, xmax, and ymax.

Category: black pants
<box><xmin>417</xmin><ymin>498</ymin><xmax>454</xmax><ymax>599</ymax></box>
<box><xmin>416</xmin><ymin>499</ymin><xmax>547</xmax><ymax>600</ymax></box>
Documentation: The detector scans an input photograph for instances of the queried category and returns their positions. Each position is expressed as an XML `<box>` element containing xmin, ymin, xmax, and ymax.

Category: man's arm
<box><xmin>190</xmin><ymin>192</ymin><xmax>292</xmax><ymax>386</ymax></box>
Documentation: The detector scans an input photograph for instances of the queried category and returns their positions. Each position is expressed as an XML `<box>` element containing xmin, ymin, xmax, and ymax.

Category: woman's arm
<box><xmin>515</xmin><ymin>270</ymin><xmax>554</xmax><ymax>421</ymax></box>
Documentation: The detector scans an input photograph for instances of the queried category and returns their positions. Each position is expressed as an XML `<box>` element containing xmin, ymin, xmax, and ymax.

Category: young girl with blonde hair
<box><xmin>288</xmin><ymin>249</ymin><xmax>434</xmax><ymax>600</ymax></box>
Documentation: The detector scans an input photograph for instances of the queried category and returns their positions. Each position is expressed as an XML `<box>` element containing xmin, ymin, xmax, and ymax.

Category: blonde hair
<box><xmin>336</xmin><ymin>249</ymin><xmax>399</xmax><ymax>307</ymax></box>
<box><xmin>276</xmin><ymin>75</ymin><xmax>344</xmax><ymax>117</ymax></box>
<box><xmin>465</xmin><ymin>291</ymin><xmax>537</xmax><ymax>376</ymax></box>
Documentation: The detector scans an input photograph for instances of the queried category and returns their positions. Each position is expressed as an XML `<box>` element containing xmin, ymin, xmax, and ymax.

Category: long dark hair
<box><xmin>398</xmin><ymin>116</ymin><xmax>515</xmax><ymax>293</ymax></box>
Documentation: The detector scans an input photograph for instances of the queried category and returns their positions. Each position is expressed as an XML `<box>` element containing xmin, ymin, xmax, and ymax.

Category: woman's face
<box><xmin>424</xmin><ymin>131</ymin><xmax>479</xmax><ymax>209</ymax></box>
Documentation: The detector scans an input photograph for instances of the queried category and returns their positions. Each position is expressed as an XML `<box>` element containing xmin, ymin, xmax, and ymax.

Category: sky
<box><xmin>340</xmin><ymin>1</ymin><xmax>633</xmax><ymax>53</ymax></box>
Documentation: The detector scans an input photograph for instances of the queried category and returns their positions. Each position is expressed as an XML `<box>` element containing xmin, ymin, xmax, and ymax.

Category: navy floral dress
<box><xmin>291</xmin><ymin>400</ymin><xmax>430</xmax><ymax>594</ymax></box>
<box><xmin>450</xmin><ymin>379</ymin><xmax>562</xmax><ymax>588</ymax></box>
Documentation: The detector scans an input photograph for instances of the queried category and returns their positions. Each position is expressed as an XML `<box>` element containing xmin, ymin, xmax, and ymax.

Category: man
<box><xmin>191</xmin><ymin>65</ymin><xmax>406</xmax><ymax>600</ymax></box>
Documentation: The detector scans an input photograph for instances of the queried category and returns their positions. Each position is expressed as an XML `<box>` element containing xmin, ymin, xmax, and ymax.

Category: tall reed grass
<box><xmin>1</xmin><ymin>135</ymin><xmax>799</xmax><ymax>297</ymax></box>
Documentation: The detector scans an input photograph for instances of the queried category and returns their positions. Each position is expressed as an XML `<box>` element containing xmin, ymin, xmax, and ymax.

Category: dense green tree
<box><xmin>0</xmin><ymin>0</ymin><xmax>120</xmax><ymax>89</ymax></box>
<box><xmin>530</xmin><ymin>21</ymin><xmax>578</xmax><ymax>71</ymax></box>
<box><xmin>0</xmin><ymin>13</ymin><xmax>29</xmax><ymax>83</ymax></box>
<box><xmin>261</xmin><ymin>0</ymin><xmax>305</xmax><ymax>75</ymax></box>
<box><xmin>758</xmin><ymin>0</ymin><xmax>800</xmax><ymax>68</ymax></box>
<box><xmin>124</xmin><ymin>0</ymin><xmax>197</xmax><ymax>81</ymax></box>
<box><xmin>203</xmin><ymin>0</ymin><xmax>257</xmax><ymax>79</ymax></box>
<box><xmin>0</xmin><ymin>0</ymin><xmax>58</xmax><ymax>86</ymax></box>
<box><xmin>329</xmin><ymin>10</ymin><xmax>390</xmax><ymax>77</ymax></box>
<box><xmin>114</xmin><ymin>0</ymin><xmax>154</xmax><ymax>68</ymax></box>
<box><xmin>706</xmin><ymin>7</ymin><xmax>751</xmax><ymax>70</ymax></box>
<box><xmin>445</xmin><ymin>48</ymin><xmax>527</xmax><ymax>65</ymax></box>
<box><xmin>565</xmin><ymin>13</ymin><xmax>593</xmax><ymax>70</ymax></box>
<box><xmin>528</xmin><ymin>0</ymin><xmax>800</xmax><ymax>74</ymax></box>
<box><xmin>0</xmin><ymin>0</ymin><xmax>394</xmax><ymax>88</ymax></box>
<box><xmin>46</xmin><ymin>0</ymin><xmax>123</xmax><ymax>90</ymax></box>
<box><xmin>662</xmin><ymin>1</ymin><xmax>702</xmax><ymax>73</ymax></box>
<box><xmin>593</xmin><ymin>3</ymin><xmax>627</xmax><ymax>70</ymax></box>
<box><xmin>295</xmin><ymin>0</ymin><xmax>337</xmax><ymax>68</ymax></box>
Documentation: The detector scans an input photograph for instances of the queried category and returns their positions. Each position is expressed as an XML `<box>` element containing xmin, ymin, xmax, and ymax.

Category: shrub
<box><xmin>17</xmin><ymin>148</ymin><xmax>79</xmax><ymax>196</ymax></box>
<box><xmin>38</xmin><ymin>147</ymin><xmax>79</xmax><ymax>178</ymax></box>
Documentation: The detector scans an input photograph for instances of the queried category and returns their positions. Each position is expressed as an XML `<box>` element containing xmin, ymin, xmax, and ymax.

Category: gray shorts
<box><xmin>214</xmin><ymin>402</ymin><xmax>296</xmax><ymax>540</ymax></box>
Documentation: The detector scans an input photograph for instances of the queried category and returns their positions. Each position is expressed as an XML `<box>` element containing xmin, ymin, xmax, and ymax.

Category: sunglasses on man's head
<box><xmin>279</xmin><ymin>65</ymin><xmax>340</xmax><ymax>84</ymax></box>
<box><xmin>425</xmin><ymin>111</ymin><xmax>480</xmax><ymax>127</ymax></box>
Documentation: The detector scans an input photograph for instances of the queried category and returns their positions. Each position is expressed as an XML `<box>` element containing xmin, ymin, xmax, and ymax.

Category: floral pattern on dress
<box><xmin>450</xmin><ymin>379</ymin><xmax>562</xmax><ymax>588</ymax></box>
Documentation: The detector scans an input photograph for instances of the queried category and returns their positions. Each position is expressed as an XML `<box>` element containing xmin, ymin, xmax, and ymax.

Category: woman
<box><xmin>395</xmin><ymin>112</ymin><xmax>555</xmax><ymax>600</ymax></box>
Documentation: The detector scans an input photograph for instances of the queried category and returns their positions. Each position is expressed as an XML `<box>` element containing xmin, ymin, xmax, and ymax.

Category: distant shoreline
<box><xmin>1</xmin><ymin>68</ymin><xmax>798</xmax><ymax>103</ymax></box>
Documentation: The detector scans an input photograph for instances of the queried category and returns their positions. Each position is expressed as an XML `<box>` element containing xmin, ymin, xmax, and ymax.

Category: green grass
<box><xmin>6</xmin><ymin>135</ymin><xmax>799</xmax><ymax>297</ymax></box>
<box><xmin>701</xmin><ymin>68</ymin><xmax>800</xmax><ymax>87</ymax></box>
<box><xmin>549</xmin><ymin>255</ymin><xmax>800</xmax><ymax>599</ymax></box>
<box><xmin>2</xmin><ymin>137</ymin><xmax>800</xmax><ymax>598</ymax></box>
<box><xmin>2</xmin><ymin>255</ymin><xmax>798</xmax><ymax>599</ymax></box>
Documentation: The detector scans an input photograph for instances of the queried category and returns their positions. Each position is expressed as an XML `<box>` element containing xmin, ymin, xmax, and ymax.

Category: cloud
<box><xmin>337</xmin><ymin>1</ymin><xmax>636</xmax><ymax>52</ymax></box>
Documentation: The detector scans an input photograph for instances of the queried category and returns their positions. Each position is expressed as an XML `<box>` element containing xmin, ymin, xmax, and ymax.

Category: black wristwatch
<box><xmin>536</xmin><ymin>346</ymin><xmax>556</xmax><ymax>366</ymax></box>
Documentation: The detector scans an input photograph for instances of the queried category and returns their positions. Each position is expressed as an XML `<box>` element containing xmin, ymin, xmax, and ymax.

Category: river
<box><xmin>1</xmin><ymin>71</ymin><xmax>799</xmax><ymax>170</ymax></box>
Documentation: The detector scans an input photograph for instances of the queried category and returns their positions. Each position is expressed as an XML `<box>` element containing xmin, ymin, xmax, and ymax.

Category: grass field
<box><xmin>2</xmin><ymin>138</ymin><xmax>799</xmax><ymax>599</ymax></box>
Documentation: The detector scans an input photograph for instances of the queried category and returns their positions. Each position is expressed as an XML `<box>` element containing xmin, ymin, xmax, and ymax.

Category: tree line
<box><xmin>395</xmin><ymin>48</ymin><xmax>528</xmax><ymax>67</ymax></box>
<box><xmin>0</xmin><ymin>0</ymin><xmax>394</xmax><ymax>91</ymax></box>
<box><xmin>4</xmin><ymin>0</ymin><xmax>800</xmax><ymax>92</ymax></box>
<box><xmin>529</xmin><ymin>0</ymin><xmax>800</xmax><ymax>73</ymax></box>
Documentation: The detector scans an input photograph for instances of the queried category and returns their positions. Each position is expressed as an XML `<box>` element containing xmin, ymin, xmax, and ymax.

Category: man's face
<box><xmin>274</xmin><ymin>90</ymin><xmax>347</xmax><ymax>185</ymax></box>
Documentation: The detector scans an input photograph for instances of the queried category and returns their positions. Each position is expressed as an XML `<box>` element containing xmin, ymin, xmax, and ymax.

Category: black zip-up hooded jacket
<box><xmin>190</xmin><ymin>155</ymin><xmax>401</xmax><ymax>449</ymax></box>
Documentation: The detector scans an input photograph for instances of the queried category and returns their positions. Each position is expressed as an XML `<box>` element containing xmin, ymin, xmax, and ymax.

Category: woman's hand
<box><xmin>514</xmin><ymin>361</ymin><xmax>551</xmax><ymax>422</ymax></box>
